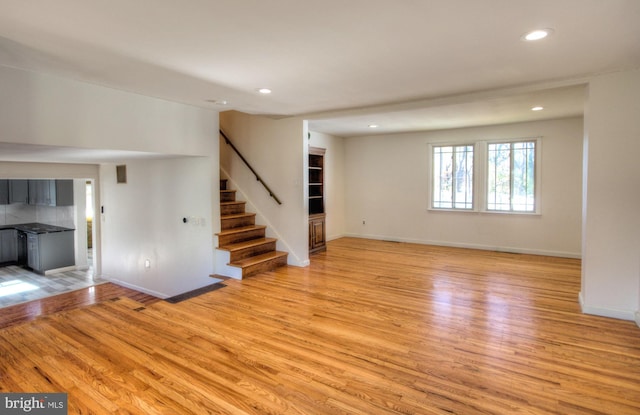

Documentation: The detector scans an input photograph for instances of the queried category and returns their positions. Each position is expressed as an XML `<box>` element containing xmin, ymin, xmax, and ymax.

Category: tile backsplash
<box><xmin>0</xmin><ymin>204</ymin><xmax>75</xmax><ymax>228</ymax></box>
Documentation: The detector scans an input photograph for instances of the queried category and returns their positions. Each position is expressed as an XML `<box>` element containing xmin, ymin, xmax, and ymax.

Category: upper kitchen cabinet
<box><xmin>9</xmin><ymin>180</ymin><xmax>29</xmax><ymax>204</ymax></box>
<box><xmin>54</xmin><ymin>180</ymin><xmax>74</xmax><ymax>206</ymax></box>
<box><xmin>28</xmin><ymin>180</ymin><xmax>49</xmax><ymax>205</ymax></box>
<box><xmin>28</xmin><ymin>179</ymin><xmax>74</xmax><ymax>206</ymax></box>
<box><xmin>0</xmin><ymin>180</ymin><xmax>7</xmax><ymax>205</ymax></box>
<box><xmin>1</xmin><ymin>180</ymin><xmax>30</xmax><ymax>204</ymax></box>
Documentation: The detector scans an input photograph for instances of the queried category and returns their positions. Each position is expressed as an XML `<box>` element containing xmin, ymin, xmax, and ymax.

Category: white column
<box><xmin>581</xmin><ymin>69</ymin><xmax>640</xmax><ymax>321</ymax></box>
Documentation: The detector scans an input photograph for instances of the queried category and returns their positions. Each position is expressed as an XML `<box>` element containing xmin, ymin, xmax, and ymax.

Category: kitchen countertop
<box><xmin>0</xmin><ymin>222</ymin><xmax>75</xmax><ymax>234</ymax></box>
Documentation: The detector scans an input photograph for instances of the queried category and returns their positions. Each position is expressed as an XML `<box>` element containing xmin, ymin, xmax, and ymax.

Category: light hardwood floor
<box><xmin>1</xmin><ymin>237</ymin><xmax>639</xmax><ymax>414</ymax></box>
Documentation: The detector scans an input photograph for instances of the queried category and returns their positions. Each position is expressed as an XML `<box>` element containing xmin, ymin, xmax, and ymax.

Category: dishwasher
<box><xmin>16</xmin><ymin>231</ymin><xmax>28</xmax><ymax>266</ymax></box>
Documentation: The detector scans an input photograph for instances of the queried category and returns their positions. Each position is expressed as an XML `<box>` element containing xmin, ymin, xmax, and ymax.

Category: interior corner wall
<box><xmin>100</xmin><ymin>157</ymin><xmax>215</xmax><ymax>298</ymax></box>
<box><xmin>581</xmin><ymin>69</ymin><xmax>640</xmax><ymax>321</ymax></box>
<box><xmin>219</xmin><ymin>111</ymin><xmax>307</xmax><ymax>266</ymax></box>
<box><xmin>343</xmin><ymin>117</ymin><xmax>583</xmax><ymax>257</ymax></box>
<box><xmin>308</xmin><ymin>131</ymin><xmax>346</xmax><ymax>241</ymax></box>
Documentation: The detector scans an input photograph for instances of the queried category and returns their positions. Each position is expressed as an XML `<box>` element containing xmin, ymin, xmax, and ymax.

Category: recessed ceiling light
<box><xmin>368</xmin><ymin>124</ymin><xmax>379</xmax><ymax>128</ymax></box>
<box><xmin>257</xmin><ymin>88</ymin><xmax>272</xmax><ymax>94</ymax></box>
<box><xmin>531</xmin><ymin>106</ymin><xmax>544</xmax><ymax>111</ymax></box>
<box><xmin>522</xmin><ymin>28</ymin><xmax>553</xmax><ymax>41</ymax></box>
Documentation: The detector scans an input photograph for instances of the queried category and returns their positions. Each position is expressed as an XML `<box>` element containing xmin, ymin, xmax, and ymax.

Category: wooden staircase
<box><xmin>216</xmin><ymin>179</ymin><xmax>288</xmax><ymax>278</ymax></box>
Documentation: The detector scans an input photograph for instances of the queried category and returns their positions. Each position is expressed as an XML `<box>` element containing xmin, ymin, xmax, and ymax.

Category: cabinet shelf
<box><xmin>308</xmin><ymin>146</ymin><xmax>326</xmax><ymax>253</ymax></box>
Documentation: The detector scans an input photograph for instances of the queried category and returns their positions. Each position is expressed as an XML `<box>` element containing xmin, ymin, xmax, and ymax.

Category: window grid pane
<box><xmin>487</xmin><ymin>141</ymin><xmax>535</xmax><ymax>212</ymax></box>
<box><xmin>432</xmin><ymin>145</ymin><xmax>473</xmax><ymax>209</ymax></box>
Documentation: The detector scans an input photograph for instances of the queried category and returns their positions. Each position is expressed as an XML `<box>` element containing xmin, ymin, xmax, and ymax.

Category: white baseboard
<box><xmin>578</xmin><ymin>291</ymin><xmax>636</xmax><ymax>321</ymax></box>
<box><xmin>99</xmin><ymin>275</ymin><xmax>170</xmax><ymax>299</ymax></box>
<box><xmin>44</xmin><ymin>265</ymin><xmax>78</xmax><ymax>275</ymax></box>
<box><xmin>343</xmin><ymin>233</ymin><xmax>581</xmax><ymax>259</ymax></box>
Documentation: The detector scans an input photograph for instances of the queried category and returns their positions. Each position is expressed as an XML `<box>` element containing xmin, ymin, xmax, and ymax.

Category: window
<box><xmin>429</xmin><ymin>138</ymin><xmax>539</xmax><ymax>214</ymax></box>
<box><xmin>487</xmin><ymin>141</ymin><xmax>536</xmax><ymax>212</ymax></box>
<box><xmin>432</xmin><ymin>145</ymin><xmax>474</xmax><ymax>209</ymax></box>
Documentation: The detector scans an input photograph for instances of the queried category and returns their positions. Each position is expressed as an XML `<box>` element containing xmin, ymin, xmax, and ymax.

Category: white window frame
<box><xmin>428</xmin><ymin>143</ymin><xmax>476</xmax><ymax>211</ymax></box>
<box><xmin>427</xmin><ymin>137</ymin><xmax>541</xmax><ymax>215</ymax></box>
<box><xmin>482</xmin><ymin>137</ymin><xmax>541</xmax><ymax>215</ymax></box>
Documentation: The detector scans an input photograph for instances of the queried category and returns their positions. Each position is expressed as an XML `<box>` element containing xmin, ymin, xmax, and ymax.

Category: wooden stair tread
<box><xmin>230</xmin><ymin>251</ymin><xmax>288</xmax><ymax>268</ymax></box>
<box><xmin>219</xmin><ymin>237</ymin><xmax>277</xmax><ymax>252</ymax></box>
<box><xmin>221</xmin><ymin>212</ymin><xmax>256</xmax><ymax>220</ymax></box>
<box><xmin>216</xmin><ymin>225</ymin><xmax>266</xmax><ymax>236</ymax></box>
<box><xmin>218</xmin><ymin>181</ymin><xmax>287</xmax><ymax>278</ymax></box>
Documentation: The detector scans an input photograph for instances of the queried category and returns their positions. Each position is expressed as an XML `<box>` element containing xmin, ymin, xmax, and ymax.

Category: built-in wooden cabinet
<box><xmin>309</xmin><ymin>215</ymin><xmax>326</xmax><ymax>253</ymax></box>
<box><xmin>308</xmin><ymin>146</ymin><xmax>326</xmax><ymax>253</ymax></box>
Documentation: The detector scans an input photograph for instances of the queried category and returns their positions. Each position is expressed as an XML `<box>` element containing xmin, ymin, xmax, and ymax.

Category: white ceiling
<box><xmin>0</xmin><ymin>0</ymin><xmax>639</xmax><ymax>159</ymax></box>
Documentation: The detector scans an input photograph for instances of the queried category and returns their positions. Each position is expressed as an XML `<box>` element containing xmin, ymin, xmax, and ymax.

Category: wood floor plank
<box><xmin>1</xmin><ymin>237</ymin><xmax>640</xmax><ymax>414</ymax></box>
<box><xmin>0</xmin><ymin>282</ymin><xmax>159</xmax><ymax>329</ymax></box>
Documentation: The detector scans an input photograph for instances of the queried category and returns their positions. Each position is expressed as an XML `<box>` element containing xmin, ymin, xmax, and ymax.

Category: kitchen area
<box><xmin>0</xmin><ymin>177</ymin><xmax>100</xmax><ymax>308</ymax></box>
<box><xmin>0</xmin><ymin>179</ymin><xmax>78</xmax><ymax>274</ymax></box>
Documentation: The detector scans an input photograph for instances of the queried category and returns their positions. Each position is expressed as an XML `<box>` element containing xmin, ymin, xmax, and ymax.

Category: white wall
<box><xmin>0</xmin><ymin>66</ymin><xmax>214</xmax><ymax>156</ymax></box>
<box><xmin>308</xmin><ymin>131</ymin><xmax>346</xmax><ymax>241</ymax></box>
<box><xmin>219</xmin><ymin>111</ymin><xmax>307</xmax><ymax>266</ymax></box>
<box><xmin>100</xmin><ymin>157</ymin><xmax>215</xmax><ymax>298</ymax></box>
<box><xmin>582</xmin><ymin>69</ymin><xmax>640</xmax><ymax>321</ymax></box>
<box><xmin>0</xmin><ymin>66</ymin><xmax>220</xmax><ymax>296</ymax></box>
<box><xmin>343</xmin><ymin>117</ymin><xmax>584</xmax><ymax>257</ymax></box>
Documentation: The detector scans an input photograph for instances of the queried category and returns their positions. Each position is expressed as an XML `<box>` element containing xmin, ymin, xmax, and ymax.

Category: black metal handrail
<box><xmin>219</xmin><ymin>129</ymin><xmax>282</xmax><ymax>205</ymax></box>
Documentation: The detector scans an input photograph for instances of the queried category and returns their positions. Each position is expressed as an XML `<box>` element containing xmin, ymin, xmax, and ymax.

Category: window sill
<box><xmin>428</xmin><ymin>208</ymin><xmax>541</xmax><ymax>216</ymax></box>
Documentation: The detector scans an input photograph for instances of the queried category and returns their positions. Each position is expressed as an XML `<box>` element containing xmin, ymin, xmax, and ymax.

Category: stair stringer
<box><xmin>218</xmin><ymin>168</ymin><xmax>309</xmax><ymax>268</ymax></box>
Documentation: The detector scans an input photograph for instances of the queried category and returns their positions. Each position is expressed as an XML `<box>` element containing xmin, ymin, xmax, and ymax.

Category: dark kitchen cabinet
<box><xmin>26</xmin><ymin>233</ymin><xmax>39</xmax><ymax>270</ymax></box>
<box><xmin>28</xmin><ymin>180</ymin><xmax>48</xmax><ymax>206</ymax></box>
<box><xmin>9</xmin><ymin>180</ymin><xmax>29</xmax><ymax>204</ymax></box>
<box><xmin>28</xmin><ymin>179</ymin><xmax>74</xmax><ymax>206</ymax></box>
<box><xmin>0</xmin><ymin>180</ymin><xmax>8</xmax><ymax>205</ymax></box>
<box><xmin>27</xmin><ymin>231</ymin><xmax>75</xmax><ymax>273</ymax></box>
<box><xmin>0</xmin><ymin>229</ymin><xmax>18</xmax><ymax>263</ymax></box>
<box><xmin>55</xmin><ymin>180</ymin><xmax>74</xmax><ymax>206</ymax></box>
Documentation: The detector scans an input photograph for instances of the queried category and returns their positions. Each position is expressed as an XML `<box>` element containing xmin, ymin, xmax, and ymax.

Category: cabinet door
<box><xmin>27</xmin><ymin>233</ymin><xmax>40</xmax><ymax>270</ymax></box>
<box><xmin>55</xmin><ymin>180</ymin><xmax>74</xmax><ymax>206</ymax></box>
<box><xmin>28</xmin><ymin>180</ymin><xmax>41</xmax><ymax>205</ymax></box>
<box><xmin>9</xmin><ymin>180</ymin><xmax>29</xmax><ymax>204</ymax></box>
<box><xmin>0</xmin><ymin>229</ymin><xmax>17</xmax><ymax>263</ymax></box>
<box><xmin>0</xmin><ymin>180</ymin><xmax>8</xmax><ymax>205</ymax></box>
<box><xmin>46</xmin><ymin>180</ymin><xmax>56</xmax><ymax>206</ymax></box>
<box><xmin>39</xmin><ymin>231</ymin><xmax>75</xmax><ymax>271</ymax></box>
<box><xmin>309</xmin><ymin>216</ymin><xmax>326</xmax><ymax>253</ymax></box>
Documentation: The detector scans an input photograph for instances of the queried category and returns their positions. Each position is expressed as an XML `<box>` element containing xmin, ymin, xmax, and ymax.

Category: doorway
<box><xmin>85</xmin><ymin>180</ymin><xmax>95</xmax><ymax>270</ymax></box>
